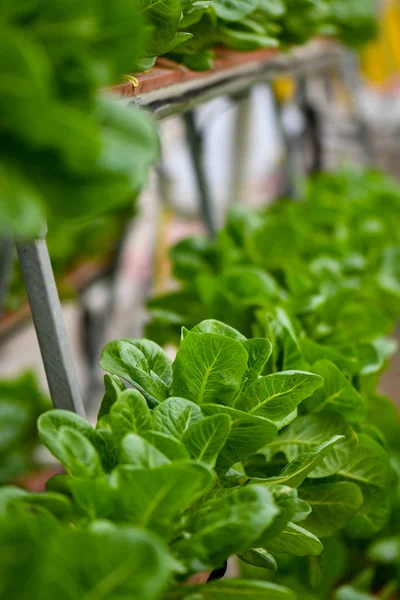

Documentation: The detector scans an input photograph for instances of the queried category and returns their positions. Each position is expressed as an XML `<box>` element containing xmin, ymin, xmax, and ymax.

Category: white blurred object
<box><xmin>159</xmin><ymin>85</ymin><xmax>283</xmax><ymax>221</ymax></box>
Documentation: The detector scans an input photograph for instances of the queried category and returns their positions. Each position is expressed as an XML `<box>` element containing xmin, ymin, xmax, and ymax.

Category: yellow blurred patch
<box><xmin>273</xmin><ymin>77</ymin><xmax>296</xmax><ymax>102</ymax></box>
<box><xmin>362</xmin><ymin>0</ymin><xmax>400</xmax><ymax>86</ymax></box>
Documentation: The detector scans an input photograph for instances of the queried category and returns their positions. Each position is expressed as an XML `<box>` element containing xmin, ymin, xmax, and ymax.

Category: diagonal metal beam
<box><xmin>183</xmin><ymin>111</ymin><xmax>216</xmax><ymax>239</ymax></box>
<box><xmin>16</xmin><ymin>236</ymin><xmax>86</xmax><ymax>417</ymax></box>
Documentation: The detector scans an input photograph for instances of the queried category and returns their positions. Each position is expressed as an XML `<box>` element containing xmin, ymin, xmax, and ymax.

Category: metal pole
<box><xmin>231</xmin><ymin>90</ymin><xmax>252</xmax><ymax>204</ymax></box>
<box><xmin>0</xmin><ymin>236</ymin><xmax>13</xmax><ymax>317</ymax></box>
<box><xmin>16</xmin><ymin>236</ymin><xmax>86</xmax><ymax>417</ymax></box>
<box><xmin>297</xmin><ymin>77</ymin><xmax>323</xmax><ymax>175</ymax></box>
<box><xmin>183</xmin><ymin>111</ymin><xmax>216</xmax><ymax>239</ymax></box>
<box><xmin>270</xmin><ymin>85</ymin><xmax>297</xmax><ymax>200</ymax></box>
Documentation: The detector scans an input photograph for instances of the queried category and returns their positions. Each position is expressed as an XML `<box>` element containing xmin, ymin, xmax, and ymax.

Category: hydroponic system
<box><xmin>1</xmin><ymin>1</ymin><xmax>400</xmax><ymax>599</ymax></box>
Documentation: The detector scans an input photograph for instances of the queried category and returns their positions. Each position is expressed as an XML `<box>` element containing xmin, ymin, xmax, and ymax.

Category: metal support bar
<box><xmin>16</xmin><ymin>237</ymin><xmax>86</xmax><ymax>417</ymax></box>
<box><xmin>183</xmin><ymin>111</ymin><xmax>216</xmax><ymax>238</ymax></box>
<box><xmin>297</xmin><ymin>77</ymin><xmax>323</xmax><ymax>174</ymax></box>
<box><xmin>270</xmin><ymin>85</ymin><xmax>298</xmax><ymax>200</ymax></box>
<box><xmin>231</xmin><ymin>90</ymin><xmax>252</xmax><ymax>204</ymax></box>
<box><xmin>0</xmin><ymin>236</ymin><xmax>13</xmax><ymax>317</ymax></box>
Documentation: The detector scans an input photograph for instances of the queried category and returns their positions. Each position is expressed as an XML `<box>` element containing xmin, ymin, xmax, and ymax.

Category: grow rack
<box><xmin>0</xmin><ymin>39</ymin><xmax>371</xmax><ymax>416</ymax></box>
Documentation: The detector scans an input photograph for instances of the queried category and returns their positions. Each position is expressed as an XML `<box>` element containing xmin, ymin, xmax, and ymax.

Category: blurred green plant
<box><xmin>0</xmin><ymin>0</ymin><xmax>159</xmax><ymax>238</ymax></box>
<box><xmin>0</xmin><ymin>371</ymin><xmax>50</xmax><ymax>484</ymax></box>
<box><xmin>166</xmin><ymin>0</ymin><xmax>377</xmax><ymax>70</ymax></box>
<box><xmin>0</xmin><ymin>0</ymin><xmax>378</xmax><ymax>238</ymax></box>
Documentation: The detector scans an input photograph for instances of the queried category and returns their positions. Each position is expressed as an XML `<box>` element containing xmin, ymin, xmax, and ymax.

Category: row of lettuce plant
<box><xmin>0</xmin><ymin>169</ymin><xmax>399</xmax><ymax>598</ymax></box>
<box><xmin>132</xmin><ymin>0</ymin><xmax>377</xmax><ymax>71</ymax></box>
<box><xmin>0</xmin><ymin>315</ymin><xmax>390</xmax><ymax>599</ymax></box>
<box><xmin>144</xmin><ymin>168</ymin><xmax>400</xmax><ymax>598</ymax></box>
<box><xmin>0</xmin><ymin>0</ymin><xmax>377</xmax><ymax>239</ymax></box>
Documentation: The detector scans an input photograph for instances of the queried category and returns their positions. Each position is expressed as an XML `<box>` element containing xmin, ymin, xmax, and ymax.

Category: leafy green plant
<box><xmin>165</xmin><ymin>0</ymin><xmax>377</xmax><ymax>70</ymax></box>
<box><xmin>0</xmin><ymin>1</ymin><xmax>378</xmax><ymax>237</ymax></box>
<box><xmin>146</xmin><ymin>169</ymin><xmax>400</xmax><ymax>597</ymax></box>
<box><xmin>147</xmin><ymin>169</ymin><xmax>400</xmax><ymax>356</ymax></box>
<box><xmin>0</xmin><ymin>316</ymin><xmax>392</xmax><ymax>598</ymax></box>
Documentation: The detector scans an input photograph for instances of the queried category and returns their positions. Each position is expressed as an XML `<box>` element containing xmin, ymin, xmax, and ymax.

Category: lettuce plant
<box><xmin>136</xmin><ymin>0</ymin><xmax>377</xmax><ymax>71</ymax></box>
<box><xmin>147</xmin><ymin>170</ymin><xmax>400</xmax><ymax>364</ymax></box>
<box><xmin>146</xmin><ymin>169</ymin><xmax>400</xmax><ymax>597</ymax></box>
<box><xmin>0</xmin><ymin>317</ymin><xmax>392</xmax><ymax>599</ymax></box>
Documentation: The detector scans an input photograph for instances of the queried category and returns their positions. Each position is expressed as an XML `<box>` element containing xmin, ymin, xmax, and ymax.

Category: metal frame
<box><xmin>230</xmin><ymin>89</ymin><xmax>252</xmax><ymax>205</ymax></box>
<box><xmin>16</xmin><ymin>236</ymin><xmax>86</xmax><ymax>417</ymax></box>
<box><xmin>183</xmin><ymin>111</ymin><xmax>217</xmax><ymax>238</ymax></box>
<box><xmin>125</xmin><ymin>42</ymin><xmax>343</xmax><ymax>119</ymax></box>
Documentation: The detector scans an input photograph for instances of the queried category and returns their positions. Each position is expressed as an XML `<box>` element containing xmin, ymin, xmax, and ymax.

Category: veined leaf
<box><xmin>263</xmin><ymin>522</ymin><xmax>324</xmax><ymax>557</ymax></box>
<box><xmin>109</xmin><ymin>389</ymin><xmax>151</xmax><ymax>446</ymax></box>
<box><xmin>97</xmin><ymin>374</ymin><xmax>125</xmax><ymax>422</ymax></box>
<box><xmin>182</xmin><ymin>414</ymin><xmax>231</xmax><ymax>466</ymax></box>
<box><xmin>120</xmin><ymin>433</ymin><xmax>170</xmax><ymax>468</ymax></box>
<box><xmin>100</xmin><ymin>340</ymin><xmax>169</xmax><ymax>407</ymax></box>
<box><xmin>175</xmin><ymin>485</ymin><xmax>279</xmax><ymax>567</ymax></box>
<box><xmin>201</xmin><ymin>403</ymin><xmax>278</xmax><ymax>471</ymax></box>
<box><xmin>300</xmin><ymin>339</ymin><xmax>360</xmax><ymax>376</ymax></box>
<box><xmin>300</xmin><ymin>482</ymin><xmax>363</xmax><ymax>537</ymax></box>
<box><xmin>68</xmin><ymin>478</ymin><xmax>120</xmax><ymax>520</ymax></box>
<box><xmin>152</xmin><ymin>397</ymin><xmax>203</xmax><ymax>440</ymax></box>
<box><xmin>253</xmin><ymin>436</ymin><xmax>344</xmax><ymax>488</ymax></box>
<box><xmin>139</xmin><ymin>0</ymin><xmax>182</xmax><ymax>57</ymax></box>
<box><xmin>110</xmin><ymin>462</ymin><xmax>214</xmax><ymax>538</ymax></box>
<box><xmin>304</xmin><ymin>360</ymin><xmax>365</xmax><ymax>423</ymax></box>
<box><xmin>171</xmin><ymin>331</ymin><xmax>248</xmax><ymax>405</ymax></box>
<box><xmin>338</xmin><ymin>434</ymin><xmax>390</xmax><ymax>490</ymax></box>
<box><xmin>267</xmin><ymin>414</ymin><xmax>358</xmax><ymax>478</ymax></box>
<box><xmin>0</xmin><ymin>486</ymin><xmax>27</xmax><ymax>515</ymax></box>
<box><xmin>120</xmin><ymin>339</ymin><xmax>173</xmax><ymax>385</ymax></box>
<box><xmin>339</xmin><ymin>434</ymin><xmax>391</xmax><ymax>537</ymax></box>
<box><xmin>234</xmin><ymin>371</ymin><xmax>323</xmax><ymax>423</ymax></box>
<box><xmin>346</xmin><ymin>486</ymin><xmax>391</xmax><ymax>538</ymax></box>
<box><xmin>256</xmin><ymin>485</ymin><xmax>300</xmax><ymax>543</ymax></box>
<box><xmin>239</xmin><ymin>548</ymin><xmax>278</xmax><ymax>571</ymax></box>
<box><xmin>255</xmin><ymin>308</ymin><xmax>308</xmax><ymax>373</ymax></box>
<box><xmin>57</xmin><ymin>427</ymin><xmax>103</xmax><ymax>478</ymax></box>
<box><xmin>38</xmin><ymin>410</ymin><xmax>107</xmax><ymax>471</ymax></box>
<box><xmin>190</xmin><ymin>319</ymin><xmax>246</xmax><ymax>340</ymax></box>
<box><xmin>70</xmin><ymin>521</ymin><xmax>176</xmax><ymax>600</ymax></box>
<box><xmin>241</xmin><ymin>337</ymin><xmax>273</xmax><ymax>389</ymax></box>
<box><xmin>11</xmin><ymin>492</ymin><xmax>72</xmax><ymax>520</ymax></box>
<box><xmin>143</xmin><ymin>430</ymin><xmax>190</xmax><ymax>461</ymax></box>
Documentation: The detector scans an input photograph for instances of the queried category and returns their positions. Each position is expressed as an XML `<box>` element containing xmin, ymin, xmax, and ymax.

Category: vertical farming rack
<box><xmin>1</xmin><ymin>40</ymin><xmax>371</xmax><ymax>415</ymax></box>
